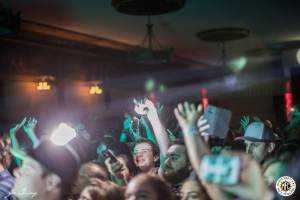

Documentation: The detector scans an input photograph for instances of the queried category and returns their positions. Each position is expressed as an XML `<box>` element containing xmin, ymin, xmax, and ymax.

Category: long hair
<box><xmin>87</xmin><ymin>178</ymin><xmax>124</xmax><ymax>200</ymax></box>
<box><xmin>0</xmin><ymin>135</ymin><xmax>12</xmax><ymax>168</ymax></box>
<box><xmin>129</xmin><ymin>174</ymin><xmax>173</xmax><ymax>200</ymax></box>
<box><xmin>41</xmin><ymin>166</ymin><xmax>73</xmax><ymax>200</ymax></box>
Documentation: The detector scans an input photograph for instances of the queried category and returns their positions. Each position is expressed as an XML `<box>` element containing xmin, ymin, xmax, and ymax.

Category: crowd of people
<box><xmin>0</xmin><ymin>98</ymin><xmax>300</xmax><ymax>200</ymax></box>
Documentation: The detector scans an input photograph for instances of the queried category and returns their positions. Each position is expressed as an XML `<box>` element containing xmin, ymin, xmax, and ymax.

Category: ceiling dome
<box><xmin>111</xmin><ymin>0</ymin><xmax>186</xmax><ymax>15</ymax></box>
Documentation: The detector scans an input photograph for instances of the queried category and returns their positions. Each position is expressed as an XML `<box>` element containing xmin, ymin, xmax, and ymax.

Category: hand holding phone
<box><xmin>200</xmin><ymin>155</ymin><xmax>240</xmax><ymax>185</ymax></box>
<box><xmin>102</xmin><ymin>149</ymin><xmax>118</xmax><ymax>163</ymax></box>
<box><xmin>203</xmin><ymin>105</ymin><xmax>232</xmax><ymax>139</ymax></box>
<box><xmin>132</xmin><ymin>117</ymin><xmax>140</xmax><ymax>131</ymax></box>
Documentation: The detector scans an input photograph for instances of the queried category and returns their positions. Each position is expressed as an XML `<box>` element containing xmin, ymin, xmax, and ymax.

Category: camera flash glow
<box><xmin>50</xmin><ymin>123</ymin><xmax>76</xmax><ymax>145</ymax></box>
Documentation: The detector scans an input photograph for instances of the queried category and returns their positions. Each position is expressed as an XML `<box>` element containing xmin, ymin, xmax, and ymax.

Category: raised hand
<box><xmin>173</xmin><ymin>102</ymin><xmax>210</xmax><ymax>180</ymax></box>
<box><xmin>105</xmin><ymin>157</ymin><xmax>124</xmax><ymax>178</ymax></box>
<box><xmin>123</xmin><ymin>114</ymin><xmax>133</xmax><ymax>130</ymax></box>
<box><xmin>252</xmin><ymin>116</ymin><xmax>262</xmax><ymax>122</ymax></box>
<box><xmin>9</xmin><ymin>117</ymin><xmax>27</xmax><ymax>167</ymax></box>
<box><xmin>174</xmin><ymin>102</ymin><xmax>202</xmax><ymax>133</ymax></box>
<box><xmin>9</xmin><ymin>117</ymin><xmax>27</xmax><ymax>135</ymax></box>
<box><xmin>134</xmin><ymin>98</ymin><xmax>148</xmax><ymax>115</ymax></box>
<box><xmin>144</xmin><ymin>99</ymin><xmax>160</xmax><ymax>121</ymax></box>
<box><xmin>134</xmin><ymin>98</ymin><xmax>159</xmax><ymax>121</ymax></box>
<box><xmin>104</xmin><ymin>156</ymin><xmax>129</xmax><ymax>186</ymax></box>
<box><xmin>23</xmin><ymin>117</ymin><xmax>37</xmax><ymax>135</ymax></box>
<box><xmin>240</xmin><ymin>116</ymin><xmax>250</xmax><ymax>132</ymax></box>
<box><xmin>23</xmin><ymin>117</ymin><xmax>39</xmax><ymax>145</ymax></box>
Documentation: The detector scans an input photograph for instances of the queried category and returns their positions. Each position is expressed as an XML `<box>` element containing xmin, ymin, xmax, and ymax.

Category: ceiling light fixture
<box><xmin>111</xmin><ymin>0</ymin><xmax>186</xmax><ymax>65</ymax></box>
<box><xmin>197</xmin><ymin>28</ymin><xmax>250</xmax><ymax>70</ymax></box>
<box><xmin>129</xmin><ymin>16</ymin><xmax>174</xmax><ymax>64</ymax></box>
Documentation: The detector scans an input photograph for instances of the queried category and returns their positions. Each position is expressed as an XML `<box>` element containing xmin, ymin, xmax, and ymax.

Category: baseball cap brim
<box><xmin>235</xmin><ymin>136</ymin><xmax>280</xmax><ymax>142</ymax></box>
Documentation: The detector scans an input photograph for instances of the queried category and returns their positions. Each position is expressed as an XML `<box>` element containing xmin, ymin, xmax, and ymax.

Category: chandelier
<box><xmin>129</xmin><ymin>16</ymin><xmax>174</xmax><ymax>64</ymax></box>
<box><xmin>111</xmin><ymin>0</ymin><xmax>186</xmax><ymax>64</ymax></box>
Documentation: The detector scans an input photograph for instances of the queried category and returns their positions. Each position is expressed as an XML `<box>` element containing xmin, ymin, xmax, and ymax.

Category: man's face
<box><xmin>163</xmin><ymin>145</ymin><xmax>190</xmax><ymax>184</ymax></box>
<box><xmin>244</xmin><ymin>140</ymin><xmax>268</xmax><ymax>162</ymax></box>
<box><xmin>164</xmin><ymin>145</ymin><xmax>188</xmax><ymax>175</ymax></box>
<box><xmin>133</xmin><ymin>143</ymin><xmax>157</xmax><ymax>172</ymax></box>
<box><xmin>13</xmin><ymin>156</ymin><xmax>44</xmax><ymax>199</ymax></box>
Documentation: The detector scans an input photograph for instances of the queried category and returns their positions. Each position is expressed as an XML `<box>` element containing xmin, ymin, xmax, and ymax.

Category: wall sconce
<box><xmin>36</xmin><ymin>76</ymin><xmax>54</xmax><ymax>91</ymax></box>
<box><xmin>89</xmin><ymin>85</ymin><xmax>103</xmax><ymax>95</ymax></box>
<box><xmin>37</xmin><ymin>81</ymin><xmax>51</xmax><ymax>91</ymax></box>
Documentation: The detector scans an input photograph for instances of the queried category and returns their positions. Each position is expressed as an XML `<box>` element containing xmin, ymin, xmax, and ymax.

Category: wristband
<box><xmin>183</xmin><ymin>126</ymin><xmax>199</xmax><ymax>135</ymax></box>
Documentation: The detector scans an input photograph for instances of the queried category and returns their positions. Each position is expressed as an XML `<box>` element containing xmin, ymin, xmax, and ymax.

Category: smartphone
<box><xmin>132</xmin><ymin>117</ymin><xmax>140</xmax><ymax>131</ymax></box>
<box><xmin>200</xmin><ymin>155</ymin><xmax>240</xmax><ymax>185</ymax></box>
<box><xmin>102</xmin><ymin>149</ymin><xmax>118</xmax><ymax>163</ymax></box>
<box><xmin>203</xmin><ymin>105</ymin><xmax>232</xmax><ymax>139</ymax></box>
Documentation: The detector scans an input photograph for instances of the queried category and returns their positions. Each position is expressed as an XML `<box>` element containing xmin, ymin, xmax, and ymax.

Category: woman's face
<box><xmin>78</xmin><ymin>187</ymin><xmax>92</xmax><ymax>200</ymax></box>
<box><xmin>180</xmin><ymin>180</ymin><xmax>203</xmax><ymax>200</ymax></box>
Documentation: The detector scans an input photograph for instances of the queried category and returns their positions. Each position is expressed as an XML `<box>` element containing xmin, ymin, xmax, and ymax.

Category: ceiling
<box><xmin>6</xmin><ymin>0</ymin><xmax>300</xmax><ymax>67</ymax></box>
<box><xmin>1</xmin><ymin>0</ymin><xmax>300</xmax><ymax>129</ymax></box>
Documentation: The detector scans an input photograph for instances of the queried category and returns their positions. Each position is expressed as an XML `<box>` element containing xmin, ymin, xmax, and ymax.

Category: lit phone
<box><xmin>132</xmin><ymin>117</ymin><xmax>140</xmax><ymax>131</ymax></box>
<box><xmin>203</xmin><ymin>105</ymin><xmax>232</xmax><ymax>139</ymax></box>
<box><xmin>200</xmin><ymin>155</ymin><xmax>240</xmax><ymax>185</ymax></box>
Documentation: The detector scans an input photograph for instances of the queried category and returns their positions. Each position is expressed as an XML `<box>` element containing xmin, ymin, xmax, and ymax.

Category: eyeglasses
<box><xmin>133</xmin><ymin>148</ymin><xmax>152</xmax><ymax>156</ymax></box>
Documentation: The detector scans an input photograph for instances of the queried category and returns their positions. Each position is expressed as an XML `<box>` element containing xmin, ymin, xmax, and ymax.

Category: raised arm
<box><xmin>23</xmin><ymin>117</ymin><xmax>39</xmax><ymax>146</ymax></box>
<box><xmin>140</xmin><ymin>116</ymin><xmax>156</xmax><ymax>144</ymax></box>
<box><xmin>9</xmin><ymin>117</ymin><xmax>27</xmax><ymax>167</ymax></box>
<box><xmin>143</xmin><ymin>99</ymin><xmax>169</xmax><ymax>158</ymax></box>
<box><xmin>134</xmin><ymin>98</ymin><xmax>169</xmax><ymax>165</ymax></box>
<box><xmin>120</xmin><ymin>115</ymin><xmax>132</xmax><ymax>143</ymax></box>
<box><xmin>174</xmin><ymin>102</ymin><xmax>210</xmax><ymax>173</ymax></box>
<box><xmin>175</xmin><ymin>103</ymin><xmax>274</xmax><ymax>200</ymax></box>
